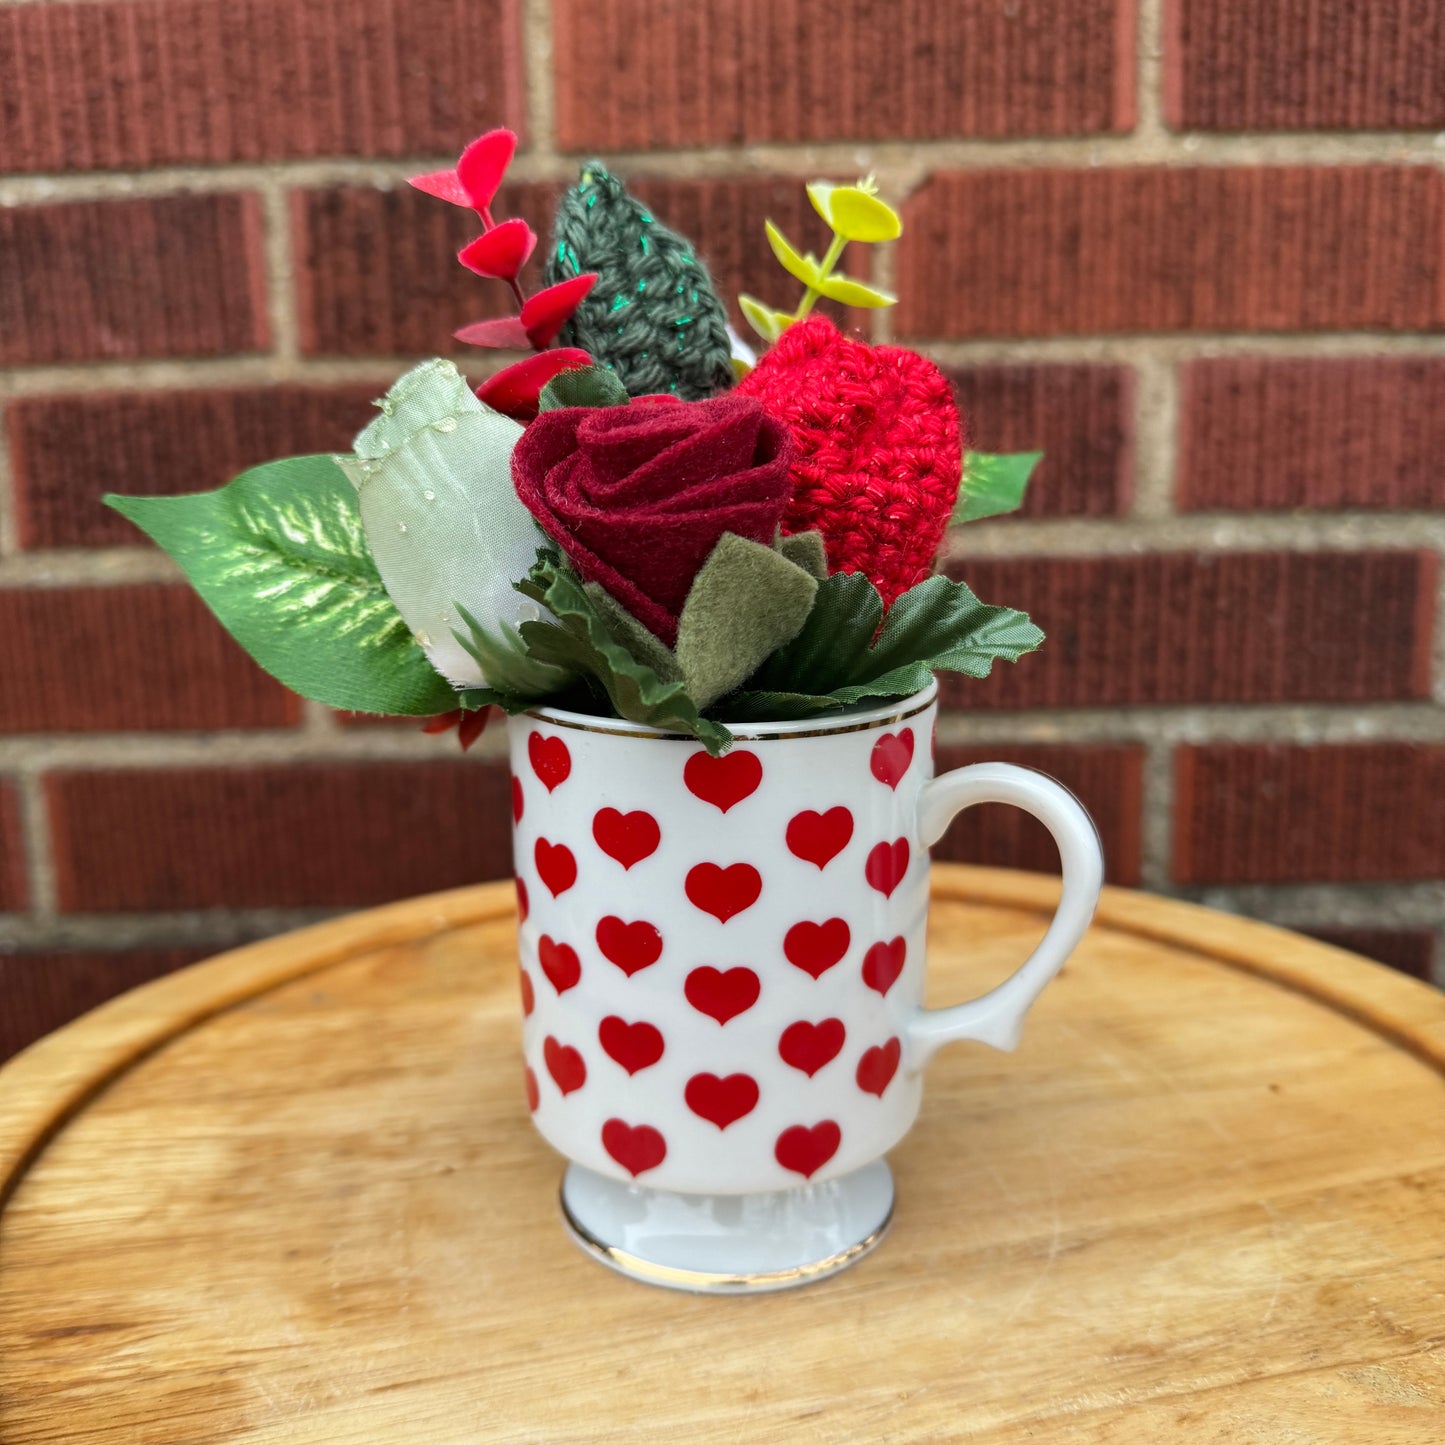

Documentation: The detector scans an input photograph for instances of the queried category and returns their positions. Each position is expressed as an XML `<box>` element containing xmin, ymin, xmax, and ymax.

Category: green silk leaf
<box><xmin>104</xmin><ymin>456</ymin><xmax>458</xmax><ymax>715</ymax></box>
<box><xmin>515</xmin><ymin>553</ymin><xmax>733</xmax><ymax>755</ymax></box>
<box><xmin>953</xmin><ymin>450</ymin><xmax>1043</xmax><ymax>524</ymax></box>
<box><xmin>538</xmin><ymin>363</ymin><xmax>631</xmax><ymax>412</ymax></box>
<box><xmin>717</xmin><ymin>571</ymin><xmax>1042</xmax><ymax>722</ymax></box>
<box><xmin>824</xmin><ymin>186</ymin><xmax>902</xmax><ymax>242</ymax></box>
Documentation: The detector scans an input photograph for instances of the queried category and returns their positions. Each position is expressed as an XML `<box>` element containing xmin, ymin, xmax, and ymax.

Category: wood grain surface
<box><xmin>1</xmin><ymin>866</ymin><xmax>1442</xmax><ymax>1443</ymax></box>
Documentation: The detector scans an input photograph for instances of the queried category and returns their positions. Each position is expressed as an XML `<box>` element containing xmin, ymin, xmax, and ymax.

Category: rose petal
<box><xmin>456</xmin><ymin>129</ymin><xmax>517</xmax><ymax>211</ymax></box>
<box><xmin>458</xmin><ymin>218</ymin><xmax>537</xmax><ymax>281</ymax></box>
<box><xmin>521</xmin><ymin>274</ymin><xmax>597</xmax><ymax>347</ymax></box>
<box><xmin>408</xmin><ymin>168</ymin><xmax>472</xmax><ymax>206</ymax></box>
<box><xmin>477</xmin><ymin>348</ymin><xmax>593</xmax><ymax>421</ymax></box>
<box><xmin>454</xmin><ymin>316</ymin><xmax>532</xmax><ymax>349</ymax></box>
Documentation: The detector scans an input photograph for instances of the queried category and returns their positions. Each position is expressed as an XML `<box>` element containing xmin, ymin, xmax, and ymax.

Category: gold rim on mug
<box><xmin>524</xmin><ymin>680</ymin><xmax>938</xmax><ymax>744</ymax></box>
<box><xmin>559</xmin><ymin>1190</ymin><xmax>895</xmax><ymax>1293</ymax></box>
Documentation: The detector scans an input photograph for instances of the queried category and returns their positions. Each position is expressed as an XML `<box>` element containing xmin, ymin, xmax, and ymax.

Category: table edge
<box><xmin>3</xmin><ymin>865</ymin><xmax>1442</xmax><ymax>1213</ymax></box>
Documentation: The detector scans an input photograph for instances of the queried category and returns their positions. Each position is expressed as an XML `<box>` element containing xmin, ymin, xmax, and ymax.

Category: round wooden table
<box><xmin>2</xmin><ymin>866</ymin><xmax>1442</xmax><ymax>1442</ymax></box>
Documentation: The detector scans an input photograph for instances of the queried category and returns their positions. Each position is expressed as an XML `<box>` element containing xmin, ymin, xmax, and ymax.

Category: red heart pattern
<box><xmin>602</xmin><ymin>1119</ymin><xmax>667</xmax><ymax>1177</ymax></box>
<box><xmin>543</xmin><ymin>1035</ymin><xmax>587</xmax><ymax>1095</ymax></box>
<box><xmin>685</xmin><ymin>862</ymin><xmax>762</xmax><ymax>922</ymax></box>
<box><xmin>862</xmin><ymin>937</ymin><xmax>906</xmax><ymax>996</ymax></box>
<box><xmin>783</xmin><ymin>918</ymin><xmax>851</xmax><ymax>979</ymax></box>
<box><xmin>535</xmin><ymin>838</ymin><xmax>577</xmax><ymax>897</ymax></box>
<box><xmin>595</xmin><ymin>916</ymin><xmax>663</xmax><ymax>976</ymax></box>
<box><xmin>511</xmin><ymin>776</ymin><xmax>524</xmax><ymax>823</ymax></box>
<box><xmin>685</xmin><ymin>1072</ymin><xmax>760</xmax><ymax>1130</ymax></box>
<box><xmin>592</xmin><ymin>807</ymin><xmax>661</xmax><ymax>869</ymax></box>
<box><xmin>515</xmin><ymin>877</ymin><xmax>529</xmax><ymax>922</ymax></box>
<box><xmin>685</xmin><ymin>966</ymin><xmax>761</xmax><ymax>1025</ymax></box>
<box><xmin>785</xmin><ymin>807</ymin><xmax>854</xmax><ymax>870</ymax></box>
<box><xmin>856</xmin><ymin>1037</ymin><xmax>901</xmax><ymax>1096</ymax></box>
<box><xmin>865</xmin><ymin>838</ymin><xmax>910</xmax><ymax>897</ymax></box>
<box><xmin>519</xmin><ymin>969</ymin><xmax>535</xmax><ymax>1017</ymax></box>
<box><xmin>775</xmin><ymin>1121</ymin><xmax>842</xmax><ymax>1179</ymax></box>
<box><xmin>524</xmin><ymin>1065</ymin><xmax>539</xmax><ymax>1112</ymax></box>
<box><xmin>778</xmin><ymin>1018</ymin><xmax>846</xmax><ymax>1076</ymax></box>
<box><xmin>870</xmin><ymin>729</ymin><xmax>914</xmax><ymax>789</ymax></box>
<box><xmin>599</xmin><ymin>1016</ymin><xmax>665</xmax><ymax>1075</ymax></box>
<box><xmin>528</xmin><ymin>732</ymin><xmax>571</xmax><ymax>792</ymax></box>
<box><xmin>538</xmin><ymin>935</ymin><xmax>581</xmax><ymax>995</ymax></box>
<box><xmin>683</xmin><ymin>750</ymin><xmax>762</xmax><ymax>813</ymax></box>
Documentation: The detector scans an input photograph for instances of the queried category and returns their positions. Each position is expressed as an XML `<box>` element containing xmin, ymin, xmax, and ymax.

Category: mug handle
<box><xmin>907</xmin><ymin>762</ymin><xmax>1105</xmax><ymax>1066</ymax></box>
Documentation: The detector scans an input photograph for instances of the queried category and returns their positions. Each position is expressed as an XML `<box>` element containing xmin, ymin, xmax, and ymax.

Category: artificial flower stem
<box><xmin>482</xmin><ymin>204</ymin><xmax>531</xmax><ymax>318</ymax></box>
<box><xmin>793</xmin><ymin>230</ymin><xmax>847</xmax><ymax>323</ymax></box>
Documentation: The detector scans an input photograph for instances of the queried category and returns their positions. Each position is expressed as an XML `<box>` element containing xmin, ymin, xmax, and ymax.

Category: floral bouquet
<box><xmin>107</xmin><ymin>130</ymin><xmax>1045</xmax><ymax>754</ymax></box>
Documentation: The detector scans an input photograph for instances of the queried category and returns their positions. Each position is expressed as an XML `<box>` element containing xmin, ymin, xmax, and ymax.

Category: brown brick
<box><xmin>1163</xmin><ymin>0</ymin><xmax>1445</xmax><ymax>132</ymax></box>
<box><xmin>1177</xmin><ymin>357</ymin><xmax>1445</xmax><ymax>512</ymax></box>
<box><xmin>48</xmin><ymin>761</ymin><xmax>514</xmax><ymax>911</ymax></box>
<box><xmin>0</xmin><ymin>780</ymin><xmax>27</xmax><ymax>911</ymax></box>
<box><xmin>0</xmin><ymin>948</ymin><xmax>208</xmax><ymax>1063</ymax></box>
<box><xmin>941</xmin><ymin>551</ymin><xmax>1436</xmax><ymax>710</ymax></box>
<box><xmin>0</xmin><ymin>586</ymin><xmax>299</xmax><ymax>733</ymax></box>
<box><xmin>895</xmin><ymin>167</ymin><xmax>1445</xmax><ymax>338</ymax></box>
<box><xmin>552</xmin><ymin>0</ymin><xmax>1135</xmax><ymax>150</ymax></box>
<box><xmin>1303</xmin><ymin>928</ymin><xmax>1436</xmax><ymax>982</ymax></box>
<box><xmin>0</xmin><ymin>0</ymin><xmax>525</xmax><ymax>174</ymax></box>
<box><xmin>932</xmin><ymin>744</ymin><xmax>1143</xmax><ymax>885</ymax></box>
<box><xmin>0</xmin><ymin>194</ymin><xmax>268</xmax><ymax>366</ymax></box>
<box><xmin>945</xmin><ymin>365</ymin><xmax>1132</xmax><ymax>518</ymax></box>
<box><xmin>294</xmin><ymin>177</ymin><xmax>859</xmax><ymax>356</ymax></box>
<box><xmin>8</xmin><ymin>385</ymin><xmax>387</xmax><ymax>550</ymax></box>
<box><xmin>1173</xmin><ymin>744</ymin><xmax>1445</xmax><ymax>884</ymax></box>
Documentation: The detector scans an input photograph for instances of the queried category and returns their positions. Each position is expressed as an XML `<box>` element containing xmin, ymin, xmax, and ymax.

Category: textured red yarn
<box><xmin>736</xmin><ymin>317</ymin><xmax>965</xmax><ymax>606</ymax></box>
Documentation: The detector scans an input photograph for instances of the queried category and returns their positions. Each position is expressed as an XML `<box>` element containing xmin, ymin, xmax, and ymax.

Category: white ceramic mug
<box><xmin>508</xmin><ymin>681</ymin><xmax>1103</xmax><ymax>1291</ymax></box>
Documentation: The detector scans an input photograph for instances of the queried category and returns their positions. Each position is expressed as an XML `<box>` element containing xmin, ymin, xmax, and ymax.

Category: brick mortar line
<box><xmin>1138</xmin><ymin>738</ymin><xmax>1173</xmax><ymax>891</ymax></box>
<box><xmin>2</xmin><ymin>136</ymin><xmax>1444</xmax><ymax>208</ymax></box>
<box><xmin>2</xmin><ymin>512</ymin><xmax>1442</xmax><ymax>588</ymax></box>
<box><xmin>1174</xmin><ymin>881</ymin><xmax>1445</xmax><ymax>932</ymax></box>
<box><xmin>1127</xmin><ymin>349</ymin><xmax>1175</xmax><ymax>521</ymax></box>
<box><xmin>522</xmin><ymin>0</ymin><xmax>556</xmax><ymax>157</ymax></box>
<box><xmin>1134</xmin><ymin>0</ymin><xmax>1168</xmax><ymax>143</ymax></box>
<box><xmin>259</xmin><ymin>184</ymin><xmax>299</xmax><ymax>365</ymax></box>
<box><xmin>5</xmin><ymin>333</ymin><xmax>1444</xmax><ymax>402</ymax></box>
<box><xmin>1</xmin><ymin>882</ymin><xmax>1439</xmax><ymax>959</ymax></box>
<box><xmin>14</xmin><ymin>768</ymin><xmax>54</xmax><ymax>918</ymax></box>
<box><xmin>0</xmin><ymin>701</ymin><xmax>1441</xmax><ymax>776</ymax></box>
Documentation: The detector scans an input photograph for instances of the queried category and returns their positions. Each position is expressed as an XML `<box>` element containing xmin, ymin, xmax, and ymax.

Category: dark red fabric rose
<box><xmin>510</xmin><ymin>393</ymin><xmax>793</xmax><ymax>646</ymax></box>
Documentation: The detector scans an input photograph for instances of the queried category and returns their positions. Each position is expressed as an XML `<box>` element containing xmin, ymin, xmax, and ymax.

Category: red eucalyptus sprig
<box><xmin>409</xmin><ymin>129</ymin><xmax>596</xmax><ymax>420</ymax></box>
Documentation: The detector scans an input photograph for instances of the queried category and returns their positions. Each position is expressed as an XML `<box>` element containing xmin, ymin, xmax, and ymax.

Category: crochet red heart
<box><xmin>737</xmin><ymin>317</ymin><xmax>964</xmax><ymax>607</ymax></box>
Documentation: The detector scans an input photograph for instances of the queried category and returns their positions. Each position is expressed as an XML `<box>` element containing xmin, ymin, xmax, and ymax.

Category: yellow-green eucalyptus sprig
<box><xmin>739</xmin><ymin>176</ymin><xmax>901</xmax><ymax>345</ymax></box>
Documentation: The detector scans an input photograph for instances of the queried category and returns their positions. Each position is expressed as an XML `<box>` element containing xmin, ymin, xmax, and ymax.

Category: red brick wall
<box><xmin>1</xmin><ymin>0</ymin><xmax>1441</xmax><ymax>1058</ymax></box>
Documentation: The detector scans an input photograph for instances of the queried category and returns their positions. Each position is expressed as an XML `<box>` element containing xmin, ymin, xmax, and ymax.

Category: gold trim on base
<box><xmin>559</xmin><ymin>1192</ymin><xmax>894</xmax><ymax>1294</ymax></box>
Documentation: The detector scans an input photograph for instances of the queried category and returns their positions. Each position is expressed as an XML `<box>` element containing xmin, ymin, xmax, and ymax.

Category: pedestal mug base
<box><xmin>559</xmin><ymin>1161</ymin><xmax>895</xmax><ymax>1294</ymax></box>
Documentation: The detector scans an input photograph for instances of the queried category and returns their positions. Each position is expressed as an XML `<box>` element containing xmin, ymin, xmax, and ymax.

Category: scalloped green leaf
<box><xmin>952</xmin><ymin>450</ymin><xmax>1044</xmax><ymax>525</ymax></box>
<box><xmin>814</xmin><ymin>272</ymin><xmax>897</xmax><ymax>308</ymax></box>
<box><xmin>738</xmin><ymin>293</ymin><xmax>790</xmax><ymax>343</ymax></box>
<box><xmin>764</xmin><ymin>220</ymin><xmax>821</xmax><ymax>288</ymax></box>
<box><xmin>104</xmin><ymin>456</ymin><xmax>458</xmax><ymax>716</ymax></box>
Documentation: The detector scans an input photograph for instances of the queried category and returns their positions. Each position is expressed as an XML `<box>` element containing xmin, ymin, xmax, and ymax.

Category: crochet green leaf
<box><xmin>103</xmin><ymin>456</ymin><xmax>457</xmax><ymax>716</ymax></box>
<box><xmin>544</xmin><ymin>162</ymin><xmax>735</xmax><ymax>401</ymax></box>
<box><xmin>718</xmin><ymin>571</ymin><xmax>1042</xmax><ymax>722</ymax></box>
<box><xmin>953</xmin><ymin>450</ymin><xmax>1043</xmax><ymax>524</ymax></box>
<box><xmin>515</xmin><ymin>552</ymin><xmax>734</xmax><ymax>754</ymax></box>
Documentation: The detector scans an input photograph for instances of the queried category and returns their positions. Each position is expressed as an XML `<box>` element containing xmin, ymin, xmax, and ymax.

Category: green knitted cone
<box><xmin>544</xmin><ymin>162</ymin><xmax>734</xmax><ymax>401</ymax></box>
